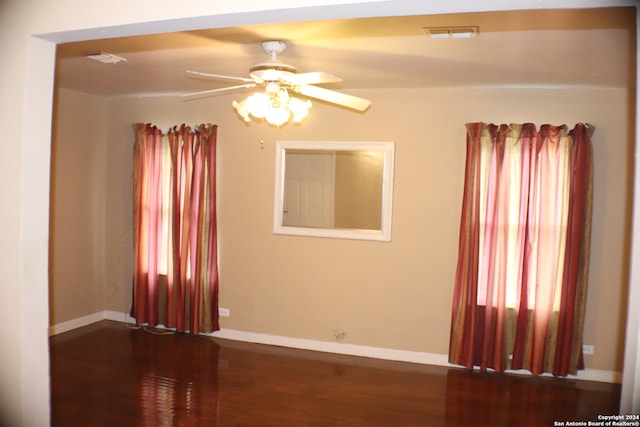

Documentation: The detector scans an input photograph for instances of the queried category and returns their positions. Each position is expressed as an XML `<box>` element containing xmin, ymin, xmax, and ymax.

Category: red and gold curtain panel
<box><xmin>449</xmin><ymin>122</ymin><xmax>593</xmax><ymax>376</ymax></box>
<box><xmin>132</xmin><ymin>123</ymin><xmax>219</xmax><ymax>334</ymax></box>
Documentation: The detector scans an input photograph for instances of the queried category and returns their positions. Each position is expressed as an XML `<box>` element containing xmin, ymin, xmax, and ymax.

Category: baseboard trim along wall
<box><xmin>48</xmin><ymin>311</ymin><xmax>107</xmax><ymax>336</ymax></box>
<box><xmin>50</xmin><ymin>310</ymin><xmax>622</xmax><ymax>384</ymax></box>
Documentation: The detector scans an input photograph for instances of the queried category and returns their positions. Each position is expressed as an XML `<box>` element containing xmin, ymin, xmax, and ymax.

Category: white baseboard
<box><xmin>49</xmin><ymin>310</ymin><xmax>135</xmax><ymax>336</ymax></box>
<box><xmin>208</xmin><ymin>328</ymin><xmax>622</xmax><ymax>384</ymax></box>
<box><xmin>50</xmin><ymin>311</ymin><xmax>622</xmax><ymax>384</ymax></box>
<box><xmin>208</xmin><ymin>328</ymin><xmax>451</xmax><ymax>366</ymax></box>
<box><xmin>569</xmin><ymin>368</ymin><xmax>622</xmax><ymax>384</ymax></box>
<box><xmin>103</xmin><ymin>310</ymin><xmax>136</xmax><ymax>324</ymax></box>
<box><xmin>48</xmin><ymin>312</ymin><xmax>105</xmax><ymax>336</ymax></box>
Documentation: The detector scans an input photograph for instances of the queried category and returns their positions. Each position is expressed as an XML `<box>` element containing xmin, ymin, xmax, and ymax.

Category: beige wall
<box><xmin>50</xmin><ymin>88</ymin><xmax>109</xmax><ymax>325</ymax></box>
<box><xmin>52</xmin><ymin>85</ymin><xmax>632</xmax><ymax>374</ymax></box>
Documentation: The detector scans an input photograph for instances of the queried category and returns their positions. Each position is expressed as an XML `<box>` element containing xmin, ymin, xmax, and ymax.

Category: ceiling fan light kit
<box><xmin>184</xmin><ymin>40</ymin><xmax>371</xmax><ymax>127</ymax></box>
<box><xmin>233</xmin><ymin>89</ymin><xmax>311</xmax><ymax>127</ymax></box>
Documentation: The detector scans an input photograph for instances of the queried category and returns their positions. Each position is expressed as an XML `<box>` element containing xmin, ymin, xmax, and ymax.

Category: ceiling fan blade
<box><xmin>186</xmin><ymin>70</ymin><xmax>256</xmax><ymax>83</ymax></box>
<box><xmin>182</xmin><ymin>83</ymin><xmax>257</xmax><ymax>98</ymax></box>
<box><xmin>283</xmin><ymin>71</ymin><xmax>343</xmax><ymax>85</ymax></box>
<box><xmin>295</xmin><ymin>85</ymin><xmax>371</xmax><ymax>112</ymax></box>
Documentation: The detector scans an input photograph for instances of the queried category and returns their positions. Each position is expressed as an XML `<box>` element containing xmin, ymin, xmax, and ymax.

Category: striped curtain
<box><xmin>449</xmin><ymin>122</ymin><xmax>593</xmax><ymax>376</ymax></box>
<box><xmin>132</xmin><ymin>123</ymin><xmax>219</xmax><ymax>334</ymax></box>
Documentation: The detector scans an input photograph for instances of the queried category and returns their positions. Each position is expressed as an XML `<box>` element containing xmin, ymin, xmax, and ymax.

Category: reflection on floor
<box><xmin>50</xmin><ymin>320</ymin><xmax>621</xmax><ymax>426</ymax></box>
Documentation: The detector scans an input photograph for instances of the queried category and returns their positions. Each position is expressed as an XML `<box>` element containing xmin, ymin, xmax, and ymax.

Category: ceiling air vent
<box><xmin>87</xmin><ymin>52</ymin><xmax>127</xmax><ymax>64</ymax></box>
<box><xmin>424</xmin><ymin>26</ymin><xmax>479</xmax><ymax>39</ymax></box>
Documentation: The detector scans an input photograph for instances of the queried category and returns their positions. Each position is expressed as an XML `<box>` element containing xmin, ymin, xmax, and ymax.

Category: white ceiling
<box><xmin>55</xmin><ymin>7</ymin><xmax>635</xmax><ymax>99</ymax></box>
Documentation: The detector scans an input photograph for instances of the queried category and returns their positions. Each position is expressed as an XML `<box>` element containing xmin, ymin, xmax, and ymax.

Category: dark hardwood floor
<box><xmin>50</xmin><ymin>320</ymin><xmax>621</xmax><ymax>426</ymax></box>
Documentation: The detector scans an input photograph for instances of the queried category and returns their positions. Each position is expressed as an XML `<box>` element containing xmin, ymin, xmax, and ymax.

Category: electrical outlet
<box><xmin>219</xmin><ymin>307</ymin><xmax>230</xmax><ymax>317</ymax></box>
<box><xmin>583</xmin><ymin>344</ymin><xmax>594</xmax><ymax>355</ymax></box>
<box><xmin>334</xmin><ymin>329</ymin><xmax>347</xmax><ymax>342</ymax></box>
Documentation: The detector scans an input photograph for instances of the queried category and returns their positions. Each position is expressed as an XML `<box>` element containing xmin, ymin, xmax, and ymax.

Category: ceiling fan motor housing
<box><xmin>249</xmin><ymin>62</ymin><xmax>297</xmax><ymax>82</ymax></box>
<box><xmin>250</xmin><ymin>40</ymin><xmax>297</xmax><ymax>82</ymax></box>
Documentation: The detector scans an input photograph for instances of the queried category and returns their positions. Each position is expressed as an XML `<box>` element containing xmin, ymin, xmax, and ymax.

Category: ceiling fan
<box><xmin>183</xmin><ymin>40</ymin><xmax>372</xmax><ymax>116</ymax></box>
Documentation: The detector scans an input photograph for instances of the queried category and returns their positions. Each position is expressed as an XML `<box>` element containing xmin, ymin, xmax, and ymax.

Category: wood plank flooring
<box><xmin>50</xmin><ymin>320</ymin><xmax>621</xmax><ymax>426</ymax></box>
